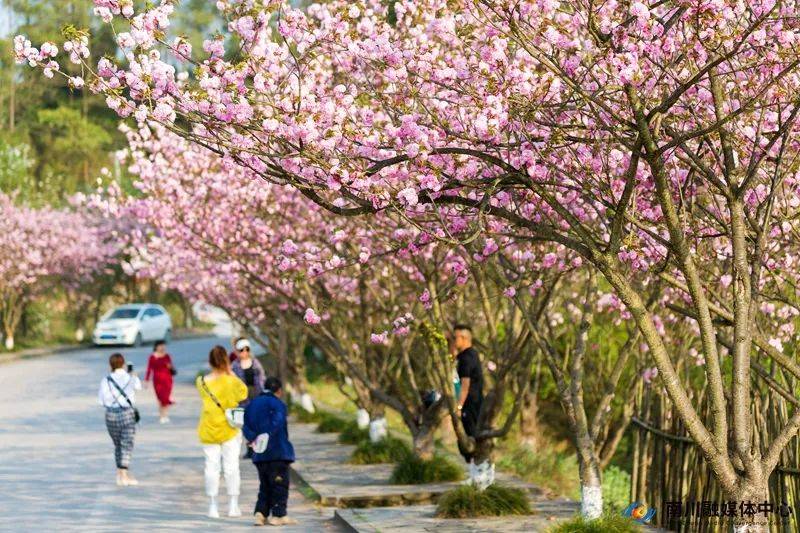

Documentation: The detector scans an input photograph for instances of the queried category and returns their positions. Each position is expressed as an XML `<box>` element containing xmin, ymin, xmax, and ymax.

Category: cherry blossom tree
<box><xmin>103</xmin><ymin>126</ymin><xmax>555</xmax><ymax>476</ymax></box>
<box><xmin>0</xmin><ymin>193</ymin><xmax>116</xmax><ymax>350</ymax></box>
<box><xmin>19</xmin><ymin>1</ymin><xmax>800</xmax><ymax>526</ymax></box>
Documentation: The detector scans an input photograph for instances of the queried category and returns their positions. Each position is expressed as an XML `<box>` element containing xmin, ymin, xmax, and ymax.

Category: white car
<box><xmin>93</xmin><ymin>304</ymin><xmax>172</xmax><ymax>347</ymax></box>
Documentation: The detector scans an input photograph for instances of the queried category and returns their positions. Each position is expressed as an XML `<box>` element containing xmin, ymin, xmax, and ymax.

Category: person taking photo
<box><xmin>98</xmin><ymin>353</ymin><xmax>141</xmax><ymax>486</ymax></box>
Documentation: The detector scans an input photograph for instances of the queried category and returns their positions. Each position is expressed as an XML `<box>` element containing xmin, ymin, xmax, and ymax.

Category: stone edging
<box><xmin>333</xmin><ymin>509</ymin><xmax>368</xmax><ymax>533</ymax></box>
<box><xmin>0</xmin><ymin>330</ymin><xmax>216</xmax><ymax>365</ymax></box>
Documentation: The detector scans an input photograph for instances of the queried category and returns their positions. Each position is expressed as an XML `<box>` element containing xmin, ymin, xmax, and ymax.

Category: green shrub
<box><xmin>435</xmin><ymin>484</ymin><xmax>532</xmax><ymax>518</ymax></box>
<box><xmin>547</xmin><ymin>513</ymin><xmax>642</xmax><ymax>533</ymax></box>
<box><xmin>602</xmin><ymin>465</ymin><xmax>632</xmax><ymax>514</ymax></box>
<box><xmin>390</xmin><ymin>453</ymin><xmax>464</xmax><ymax>484</ymax></box>
<box><xmin>350</xmin><ymin>437</ymin><xmax>411</xmax><ymax>464</ymax></box>
<box><xmin>338</xmin><ymin>420</ymin><xmax>370</xmax><ymax>444</ymax></box>
<box><xmin>315</xmin><ymin>412</ymin><xmax>348</xmax><ymax>433</ymax></box>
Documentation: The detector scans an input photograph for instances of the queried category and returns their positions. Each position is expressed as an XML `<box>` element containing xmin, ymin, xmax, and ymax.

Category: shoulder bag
<box><xmin>200</xmin><ymin>376</ymin><xmax>244</xmax><ymax>428</ymax></box>
<box><xmin>107</xmin><ymin>376</ymin><xmax>141</xmax><ymax>423</ymax></box>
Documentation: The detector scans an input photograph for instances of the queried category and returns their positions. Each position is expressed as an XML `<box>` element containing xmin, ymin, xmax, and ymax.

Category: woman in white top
<box><xmin>98</xmin><ymin>352</ymin><xmax>142</xmax><ymax>486</ymax></box>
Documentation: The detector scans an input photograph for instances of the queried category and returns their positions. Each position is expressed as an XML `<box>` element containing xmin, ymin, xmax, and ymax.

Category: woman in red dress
<box><xmin>145</xmin><ymin>340</ymin><xmax>175</xmax><ymax>423</ymax></box>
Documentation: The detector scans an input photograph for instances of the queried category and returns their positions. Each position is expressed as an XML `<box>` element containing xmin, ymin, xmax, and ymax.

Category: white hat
<box><xmin>235</xmin><ymin>339</ymin><xmax>251</xmax><ymax>351</ymax></box>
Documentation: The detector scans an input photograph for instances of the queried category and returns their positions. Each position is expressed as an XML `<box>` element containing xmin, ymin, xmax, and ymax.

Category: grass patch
<box><xmin>338</xmin><ymin>420</ymin><xmax>370</xmax><ymax>444</ymax></box>
<box><xmin>305</xmin><ymin>380</ymin><xmax>358</xmax><ymax>415</ymax></box>
<box><xmin>315</xmin><ymin>411</ymin><xmax>348</xmax><ymax>433</ymax></box>
<box><xmin>435</xmin><ymin>483</ymin><xmax>532</xmax><ymax>518</ymax></box>
<box><xmin>390</xmin><ymin>453</ymin><xmax>464</xmax><ymax>484</ymax></box>
<box><xmin>350</xmin><ymin>437</ymin><xmax>412</xmax><ymax>464</ymax></box>
<box><xmin>304</xmin><ymin>380</ymin><xmax>410</xmax><ymax>436</ymax></box>
<box><xmin>547</xmin><ymin>513</ymin><xmax>642</xmax><ymax>532</ymax></box>
<box><xmin>496</xmin><ymin>443</ymin><xmax>579</xmax><ymax>498</ymax></box>
<box><xmin>288</xmin><ymin>402</ymin><xmax>322</xmax><ymax>423</ymax></box>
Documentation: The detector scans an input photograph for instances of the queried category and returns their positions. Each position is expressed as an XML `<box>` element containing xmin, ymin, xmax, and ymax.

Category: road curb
<box><xmin>0</xmin><ymin>343</ymin><xmax>91</xmax><ymax>365</ymax></box>
<box><xmin>0</xmin><ymin>330</ymin><xmax>217</xmax><ymax>365</ymax></box>
<box><xmin>333</xmin><ymin>509</ymin><xmax>365</xmax><ymax>532</ymax></box>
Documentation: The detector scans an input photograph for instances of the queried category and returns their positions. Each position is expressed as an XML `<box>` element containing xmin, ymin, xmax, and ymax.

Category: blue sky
<box><xmin>0</xmin><ymin>5</ymin><xmax>17</xmax><ymax>38</ymax></box>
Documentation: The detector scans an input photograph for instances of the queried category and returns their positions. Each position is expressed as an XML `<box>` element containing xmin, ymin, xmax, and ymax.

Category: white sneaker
<box><xmin>208</xmin><ymin>502</ymin><xmax>220</xmax><ymax>519</ymax></box>
<box><xmin>116</xmin><ymin>473</ymin><xmax>125</xmax><ymax>486</ymax></box>
<box><xmin>228</xmin><ymin>496</ymin><xmax>241</xmax><ymax>517</ymax></box>
<box><xmin>125</xmin><ymin>476</ymin><xmax>139</xmax><ymax>486</ymax></box>
<box><xmin>159</xmin><ymin>416</ymin><xmax>169</xmax><ymax>424</ymax></box>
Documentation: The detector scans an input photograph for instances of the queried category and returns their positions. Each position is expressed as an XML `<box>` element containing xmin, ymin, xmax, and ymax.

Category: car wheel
<box><xmin>133</xmin><ymin>332</ymin><xmax>143</xmax><ymax>347</ymax></box>
<box><xmin>164</xmin><ymin>329</ymin><xmax>172</xmax><ymax>343</ymax></box>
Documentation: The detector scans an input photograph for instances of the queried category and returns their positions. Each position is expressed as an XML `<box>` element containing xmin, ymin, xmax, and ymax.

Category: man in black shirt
<box><xmin>453</xmin><ymin>324</ymin><xmax>483</xmax><ymax>462</ymax></box>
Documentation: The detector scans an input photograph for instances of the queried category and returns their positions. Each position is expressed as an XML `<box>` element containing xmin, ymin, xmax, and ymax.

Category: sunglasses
<box><xmin>240</xmin><ymin>347</ymin><xmax>250</xmax><ymax>352</ymax></box>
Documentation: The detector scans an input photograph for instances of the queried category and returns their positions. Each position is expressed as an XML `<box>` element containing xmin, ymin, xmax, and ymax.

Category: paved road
<box><xmin>0</xmin><ymin>337</ymin><xmax>341</xmax><ymax>532</ymax></box>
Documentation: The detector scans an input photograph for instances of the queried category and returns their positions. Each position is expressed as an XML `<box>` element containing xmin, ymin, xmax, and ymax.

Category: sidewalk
<box><xmin>334</xmin><ymin>501</ymin><xmax>578</xmax><ymax>532</ymax></box>
<box><xmin>0</xmin><ymin>336</ymin><xmax>343</xmax><ymax>532</ymax></box>
<box><xmin>290</xmin><ymin>422</ymin><xmax>546</xmax><ymax>507</ymax></box>
<box><xmin>287</xmin><ymin>419</ymin><xmax>579</xmax><ymax>532</ymax></box>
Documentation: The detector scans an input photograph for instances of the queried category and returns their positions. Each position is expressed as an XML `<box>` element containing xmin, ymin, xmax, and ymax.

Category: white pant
<box><xmin>203</xmin><ymin>433</ymin><xmax>241</xmax><ymax>497</ymax></box>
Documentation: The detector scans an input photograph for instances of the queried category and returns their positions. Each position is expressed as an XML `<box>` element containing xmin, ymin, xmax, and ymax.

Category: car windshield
<box><xmin>107</xmin><ymin>308</ymin><xmax>140</xmax><ymax>320</ymax></box>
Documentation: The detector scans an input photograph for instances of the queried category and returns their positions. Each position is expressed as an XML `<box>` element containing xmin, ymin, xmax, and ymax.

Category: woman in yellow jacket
<box><xmin>197</xmin><ymin>345</ymin><xmax>247</xmax><ymax>519</ymax></box>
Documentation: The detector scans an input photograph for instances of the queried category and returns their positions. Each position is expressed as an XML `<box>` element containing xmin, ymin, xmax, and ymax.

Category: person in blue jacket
<box><xmin>243</xmin><ymin>376</ymin><xmax>297</xmax><ymax>526</ymax></box>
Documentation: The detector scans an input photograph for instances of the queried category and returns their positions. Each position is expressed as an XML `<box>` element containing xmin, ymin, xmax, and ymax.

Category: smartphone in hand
<box><xmin>127</xmin><ymin>363</ymin><xmax>134</xmax><ymax>373</ymax></box>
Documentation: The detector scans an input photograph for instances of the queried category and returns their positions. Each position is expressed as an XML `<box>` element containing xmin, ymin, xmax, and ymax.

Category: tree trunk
<box><xmin>519</xmin><ymin>387</ymin><xmax>539</xmax><ymax>447</ymax></box>
<box><xmin>438</xmin><ymin>413</ymin><xmax>459</xmax><ymax>447</ymax></box>
<box><xmin>356</xmin><ymin>408</ymin><xmax>370</xmax><ymax>429</ymax></box>
<box><xmin>288</xmin><ymin>345</ymin><xmax>310</xmax><ymax>393</ymax></box>
<box><xmin>2</xmin><ymin>302</ymin><xmax>22</xmax><ymax>351</ymax></box>
<box><xmin>9</xmin><ymin>66</ymin><xmax>15</xmax><ymax>132</ymax></box>
<box><xmin>469</xmin><ymin>438</ymin><xmax>496</xmax><ymax>490</ymax></box>
<box><xmin>729</xmin><ymin>477</ymin><xmax>770</xmax><ymax>533</ymax></box>
<box><xmin>298</xmin><ymin>392</ymin><xmax>315</xmax><ymax>413</ymax></box>
<box><xmin>369</xmin><ymin>415</ymin><xmax>388</xmax><ymax>443</ymax></box>
<box><xmin>276</xmin><ymin>325</ymin><xmax>290</xmax><ymax>385</ymax></box>
<box><xmin>412</xmin><ymin>424</ymin><xmax>435</xmax><ymax>460</ymax></box>
<box><xmin>577</xmin><ymin>451</ymin><xmax>603</xmax><ymax>520</ymax></box>
<box><xmin>183</xmin><ymin>299</ymin><xmax>194</xmax><ymax>329</ymax></box>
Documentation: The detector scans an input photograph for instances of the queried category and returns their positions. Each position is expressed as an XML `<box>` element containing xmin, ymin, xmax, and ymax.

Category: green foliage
<box><xmin>14</xmin><ymin>296</ymin><xmax>80</xmax><ymax>349</ymax></box>
<box><xmin>496</xmin><ymin>443</ymin><xmax>579</xmax><ymax>498</ymax></box>
<box><xmin>171</xmin><ymin>0</ymin><xmax>227</xmax><ymax>56</ymax></box>
<box><xmin>547</xmin><ymin>513</ymin><xmax>642</xmax><ymax>533</ymax></box>
<box><xmin>0</xmin><ymin>0</ymin><xmax>225</xmax><ymax>206</ymax></box>
<box><xmin>338</xmin><ymin>420</ymin><xmax>370</xmax><ymax>444</ymax></box>
<box><xmin>602</xmin><ymin>466</ymin><xmax>632</xmax><ymax>514</ymax></box>
<box><xmin>419</xmin><ymin>321</ymin><xmax>448</xmax><ymax>355</ymax></box>
<box><xmin>435</xmin><ymin>484</ymin><xmax>532</xmax><ymax>518</ymax></box>
<box><xmin>304</xmin><ymin>345</ymin><xmax>336</xmax><ymax>382</ymax></box>
<box><xmin>0</xmin><ymin>141</ymin><xmax>35</xmax><ymax>197</ymax></box>
<box><xmin>350</xmin><ymin>437</ymin><xmax>411</xmax><ymax>465</ymax></box>
<box><xmin>32</xmin><ymin>106</ymin><xmax>111</xmax><ymax>181</ymax></box>
<box><xmin>386</xmin><ymin>0</ymin><xmax>398</xmax><ymax>26</ymax></box>
<box><xmin>390</xmin><ymin>453</ymin><xmax>464</xmax><ymax>484</ymax></box>
<box><xmin>315</xmin><ymin>412</ymin><xmax>348</xmax><ymax>433</ymax></box>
